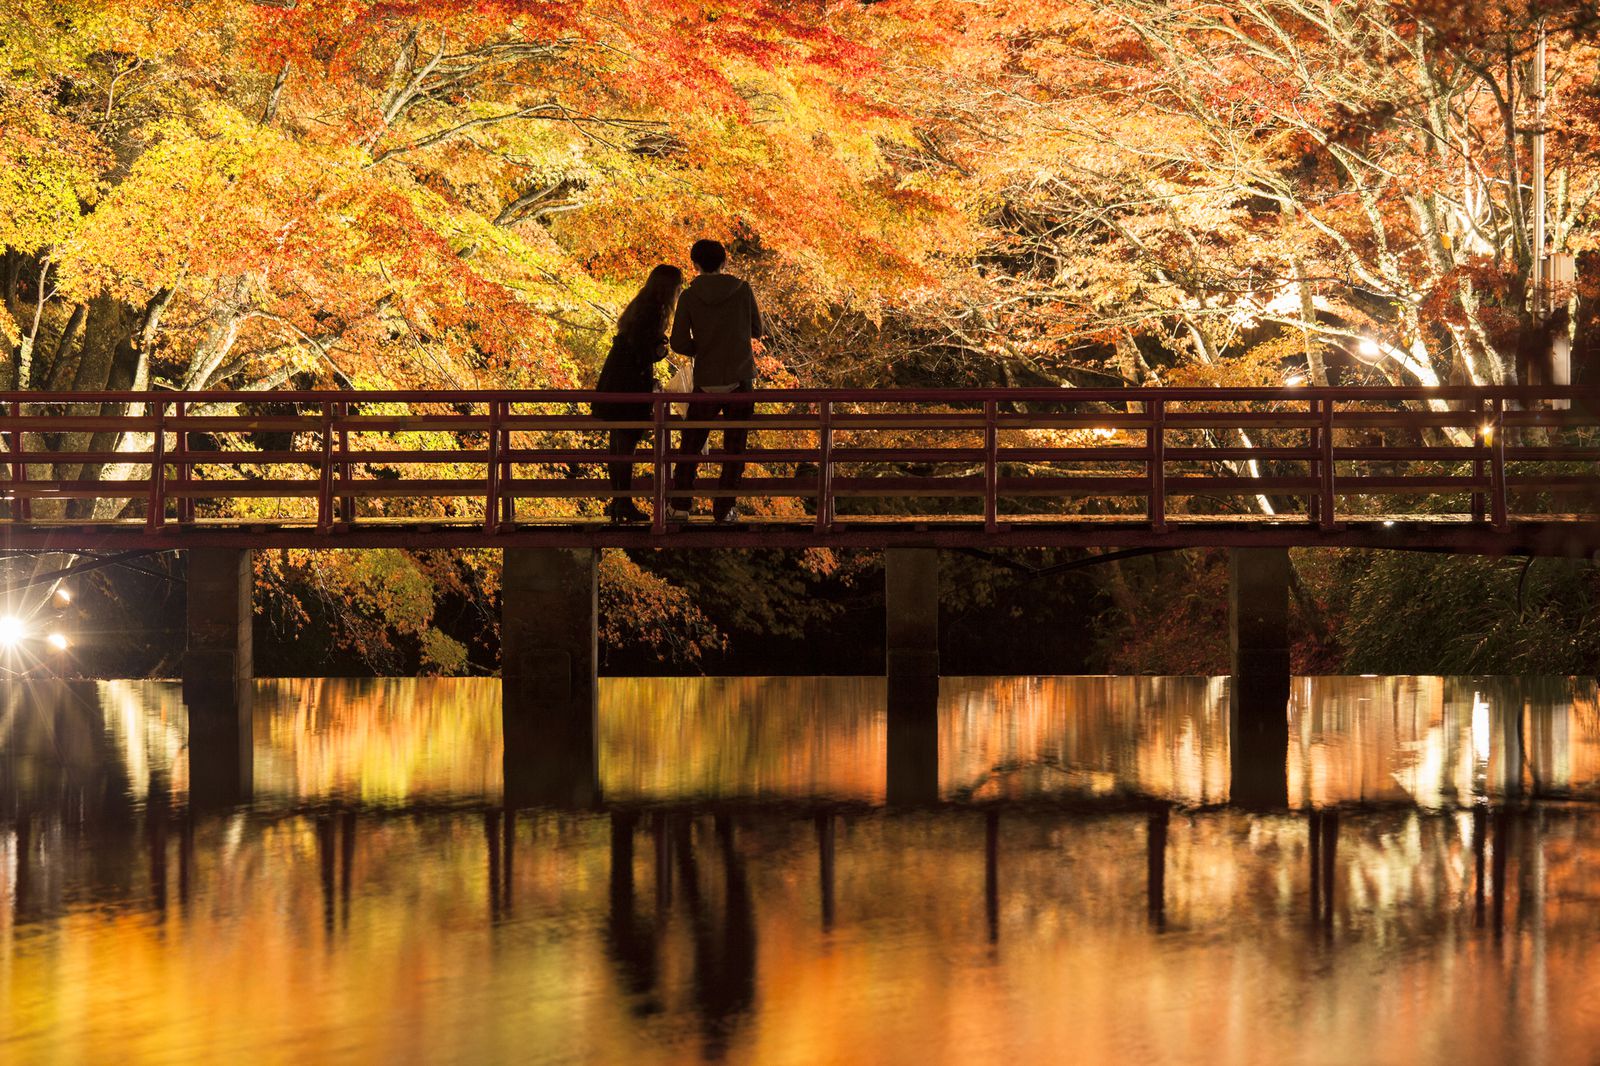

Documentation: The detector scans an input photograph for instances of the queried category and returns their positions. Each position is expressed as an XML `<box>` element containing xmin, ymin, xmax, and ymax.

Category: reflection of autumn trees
<box><xmin>11</xmin><ymin>677</ymin><xmax>1599</xmax><ymax>812</ymax></box>
<box><xmin>253</xmin><ymin>678</ymin><xmax>502</xmax><ymax>805</ymax></box>
<box><xmin>601</xmin><ymin>677</ymin><xmax>889</xmax><ymax>803</ymax></box>
<box><xmin>943</xmin><ymin>676</ymin><xmax>1232</xmax><ymax>804</ymax></box>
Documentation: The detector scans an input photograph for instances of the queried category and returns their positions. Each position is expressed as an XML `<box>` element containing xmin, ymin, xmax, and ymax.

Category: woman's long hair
<box><xmin>617</xmin><ymin>263</ymin><xmax>684</xmax><ymax>339</ymax></box>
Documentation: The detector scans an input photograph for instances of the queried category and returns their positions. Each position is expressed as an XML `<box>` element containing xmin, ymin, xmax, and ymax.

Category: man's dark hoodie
<box><xmin>669</xmin><ymin>272</ymin><xmax>764</xmax><ymax>388</ymax></box>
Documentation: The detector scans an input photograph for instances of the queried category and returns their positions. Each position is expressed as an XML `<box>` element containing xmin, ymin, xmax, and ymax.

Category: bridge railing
<box><xmin>0</xmin><ymin>386</ymin><xmax>1595</xmax><ymax>533</ymax></box>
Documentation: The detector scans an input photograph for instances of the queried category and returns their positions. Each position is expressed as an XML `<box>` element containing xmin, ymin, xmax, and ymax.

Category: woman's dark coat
<box><xmin>592</xmin><ymin>307</ymin><xmax>669</xmax><ymax>420</ymax></box>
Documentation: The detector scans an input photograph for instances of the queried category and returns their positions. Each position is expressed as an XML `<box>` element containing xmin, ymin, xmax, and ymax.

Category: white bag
<box><xmin>666</xmin><ymin>361</ymin><xmax>695</xmax><ymax>418</ymax></box>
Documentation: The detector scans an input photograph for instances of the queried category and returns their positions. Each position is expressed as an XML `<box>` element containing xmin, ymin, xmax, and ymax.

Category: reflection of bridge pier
<box><xmin>1308</xmin><ymin>810</ymin><xmax>1339</xmax><ymax>928</ymax></box>
<box><xmin>887</xmin><ymin>678</ymin><xmax>940</xmax><ymax>806</ymax></box>
<box><xmin>1229</xmin><ymin>684</ymin><xmax>1289</xmax><ymax>810</ymax></box>
<box><xmin>816</xmin><ymin>813</ymin><xmax>836</xmax><ymax>932</ymax></box>
<box><xmin>985</xmin><ymin>810</ymin><xmax>1000</xmax><ymax>942</ymax></box>
<box><xmin>1147</xmin><ymin>807</ymin><xmax>1168</xmax><ymax>930</ymax></box>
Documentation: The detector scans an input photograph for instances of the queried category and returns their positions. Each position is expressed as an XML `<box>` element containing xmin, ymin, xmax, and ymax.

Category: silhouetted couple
<box><xmin>595</xmin><ymin>239</ymin><xmax>764</xmax><ymax>524</ymax></box>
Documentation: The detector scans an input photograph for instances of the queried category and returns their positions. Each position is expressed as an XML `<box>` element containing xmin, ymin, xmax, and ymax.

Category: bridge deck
<box><xmin>1</xmin><ymin>513</ymin><xmax>1594</xmax><ymax>554</ymax></box>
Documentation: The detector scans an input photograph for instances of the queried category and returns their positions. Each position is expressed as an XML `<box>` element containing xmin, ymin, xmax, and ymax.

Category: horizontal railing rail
<box><xmin>0</xmin><ymin>386</ymin><xmax>1594</xmax><ymax>537</ymax></box>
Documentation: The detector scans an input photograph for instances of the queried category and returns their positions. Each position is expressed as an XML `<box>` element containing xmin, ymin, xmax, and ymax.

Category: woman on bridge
<box><xmin>593</xmin><ymin>264</ymin><xmax>685</xmax><ymax>523</ymax></box>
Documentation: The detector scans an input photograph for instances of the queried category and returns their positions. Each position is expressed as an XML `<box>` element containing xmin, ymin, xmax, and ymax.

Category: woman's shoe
<box><xmin>607</xmin><ymin>500</ymin><xmax>650</xmax><ymax>524</ymax></box>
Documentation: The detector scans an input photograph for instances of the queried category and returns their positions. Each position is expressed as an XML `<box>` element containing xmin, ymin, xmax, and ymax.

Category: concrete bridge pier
<box><xmin>885</xmin><ymin>548</ymin><xmax>940</xmax><ymax>804</ymax></box>
<box><xmin>885</xmin><ymin>548</ymin><xmax>940</xmax><ymax>685</ymax></box>
<box><xmin>182</xmin><ymin>547</ymin><xmax>255</xmax><ymax>807</ymax></box>
<box><xmin>501</xmin><ymin>548</ymin><xmax>600</xmax><ymax>808</ymax></box>
<box><xmin>1228</xmin><ymin>547</ymin><xmax>1291</xmax><ymax>808</ymax></box>
<box><xmin>1229</xmin><ymin>547</ymin><xmax>1291</xmax><ymax>708</ymax></box>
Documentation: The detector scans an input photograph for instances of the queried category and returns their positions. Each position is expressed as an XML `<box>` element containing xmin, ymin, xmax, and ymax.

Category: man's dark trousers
<box><xmin>672</xmin><ymin>384</ymin><xmax>754</xmax><ymax>519</ymax></box>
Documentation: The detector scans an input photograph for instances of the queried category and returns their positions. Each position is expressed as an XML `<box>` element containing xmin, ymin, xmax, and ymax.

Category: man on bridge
<box><xmin>668</xmin><ymin>239</ymin><xmax>766</xmax><ymax>524</ymax></box>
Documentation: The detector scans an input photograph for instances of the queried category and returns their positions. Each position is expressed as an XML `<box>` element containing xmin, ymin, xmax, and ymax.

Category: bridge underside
<box><xmin>1</xmin><ymin>515</ymin><xmax>1596</xmax><ymax>557</ymax></box>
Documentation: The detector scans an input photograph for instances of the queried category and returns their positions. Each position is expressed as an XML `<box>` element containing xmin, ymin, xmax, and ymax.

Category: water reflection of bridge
<box><xmin>8</xmin><ymin>675</ymin><xmax>1600</xmax><ymax>1061</ymax></box>
<box><xmin>6</xmin><ymin>676</ymin><xmax>1596</xmax><ymax>950</ymax></box>
<box><xmin>7</xmin><ymin>795</ymin><xmax>1597</xmax><ymax>1062</ymax></box>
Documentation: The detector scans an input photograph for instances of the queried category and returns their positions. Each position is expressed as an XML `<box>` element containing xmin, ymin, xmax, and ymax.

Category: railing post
<box><xmin>1472</xmin><ymin>396</ymin><xmax>1487</xmax><ymax>523</ymax></box>
<box><xmin>337</xmin><ymin>401</ymin><xmax>354</xmax><ymax>528</ymax></box>
<box><xmin>814</xmin><ymin>399</ymin><xmax>833</xmax><ymax>533</ymax></box>
<box><xmin>983</xmin><ymin>399</ymin><xmax>999</xmax><ymax>533</ymax></box>
<box><xmin>1490</xmin><ymin>396</ymin><xmax>1508</xmax><ymax>531</ymax></box>
<box><xmin>146</xmin><ymin>398</ymin><xmax>166</xmax><ymax>532</ymax></box>
<box><xmin>651</xmin><ymin>397</ymin><xmax>669</xmax><ymax>534</ymax></box>
<box><xmin>484</xmin><ymin>399</ymin><xmax>502</xmax><ymax>534</ymax></box>
<box><xmin>1318</xmin><ymin>396</ymin><xmax>1336</xmax><ymax>530</ymax></box>
<box><xmin>1308</xmin><ymin>397</ymin><xmax>1320</xmax><ymax>527</ymax></box>
<box><xmin>8</xmin><ymin>398</ymin><xmax>27</xmax><ymax>523</ymax></box>
<box><xmin>175</xmin><ymin>399</ymin><xmax>194</xmax><ymax>524</ymax></box>
<box><xmin>499</xmin><ymin>400</ymin><xmax>516</xmax><ymax>531</ymax></box>
<box><xmin>1147</xmin><ymin>396</ymin><xmax>1166</xmax><ymax>531</ymax></box>
<box><xmin>317</xmin><ymin>401</ymin><xmax>335</xmax><ymax>533</ymax></box>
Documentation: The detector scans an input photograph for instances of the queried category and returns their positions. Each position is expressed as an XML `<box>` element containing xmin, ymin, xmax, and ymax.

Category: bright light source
<box><xmin>1480</xmin><ymin>423</ymin><xmax>1495</xmax><ymax>444</ymax></box>
<box><xmin>46</xmin><ymin>632</ymin><xmax>68</xmax><ymax>651</ymax></box>
<box><xmin>54</xmin><ymin>587</ymin><xmax>70</xmax><ymax>604</ymax></box>
<box><xmin>1284</xmin><ymin>374</ymin><xmax>1307</xmax><ymax>387</ymax></box>
<box><xmin>0</xmin><ymin>616</ymin><xmax>25</xmax><ymax>647</ymax></box>
<box><xmin>1356</xmin><ymin>337</ymin><xmax>1383</xmax><ymax>362</ymax></box>
<box><xmin>1383</xmin><ymin>520</ymin><xmax>1396</xmax><ymax>528</ymax></box>
<box><xmin>1092</xmin><ymin>427</ymin><xmax>1117</xmax><ymax>439</ymax></box>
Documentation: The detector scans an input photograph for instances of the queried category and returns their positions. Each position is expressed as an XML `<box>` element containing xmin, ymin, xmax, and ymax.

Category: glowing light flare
<box><xmin>54</xmin><ymin>587</ymin><xmax>71</xmax><ymax>604</ymax></box>
<box><xmin>1284</xmin><ymin>374</ymin><xmax>1307</xmax><ymax>387</ymax></box>
<box><xmin>0</xmin><ymin>615</ymin><xmax>25</xmax><ymax>648</ymax></box>
<box><xmin>1480</xmin><ymin>423</ymin><xmax>1496</xmax><ymax>445</ymax></box>
<box><xmin>1355</xmin><ymin>337</ymin><xmax>1384</xmax><ymax>364</ymax></box>
<box><xmin>1091</xmin><ymin>427</ymin><xmax>1117</xmax><ymax>440</ymax></box>
<box><xmin>46</xmin><ymin>632</ymin><xmax>69</xmax><ymax>651</ymax></box>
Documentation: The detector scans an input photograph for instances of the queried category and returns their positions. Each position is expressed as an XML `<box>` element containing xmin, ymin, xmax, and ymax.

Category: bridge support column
<box><xmin>1228</xmin><ymin>547</ymin><xmax>1290</xmax><ymax>807</ymax></box>
<box><xmin>885</xmin><ymin>548</ymin><xmax>939</xmax><ymax>684</ymax></box>
<box><xmin>501</xmin><ymin>548</ymin><xmax>599</xmax><ymax>808</ymax></box>
<box><xmin>182</xmin><ymin>547</ymin><xmax>254</xmax><ymax>807</ymax></box>
<box><xmin>885</xmin><ymin>549</ymin><xmax>940</xmax><ymax>803</ymax></box>
<box><xmin>1229</xmin><ymin>547</ymin><xmax>1291</xmax><ymax>707</ymax></box>
<box><xmin>183</xmin><ymin>547</ymin><xmax>254</xmax><ymax>705</ymax></box>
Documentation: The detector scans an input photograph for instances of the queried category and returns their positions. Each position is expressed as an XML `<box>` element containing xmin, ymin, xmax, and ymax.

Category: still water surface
<box><xmin>2</xmin><ymin>675</ymin><xmax>1598</xmax><ymax>1064</ymax></box>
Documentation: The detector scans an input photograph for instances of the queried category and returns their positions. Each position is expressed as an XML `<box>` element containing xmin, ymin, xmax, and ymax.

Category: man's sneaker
<box><xmin>712</xmin><ymin>507</ymin><xmax>741</xmax><ymax>525</ymax></box>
